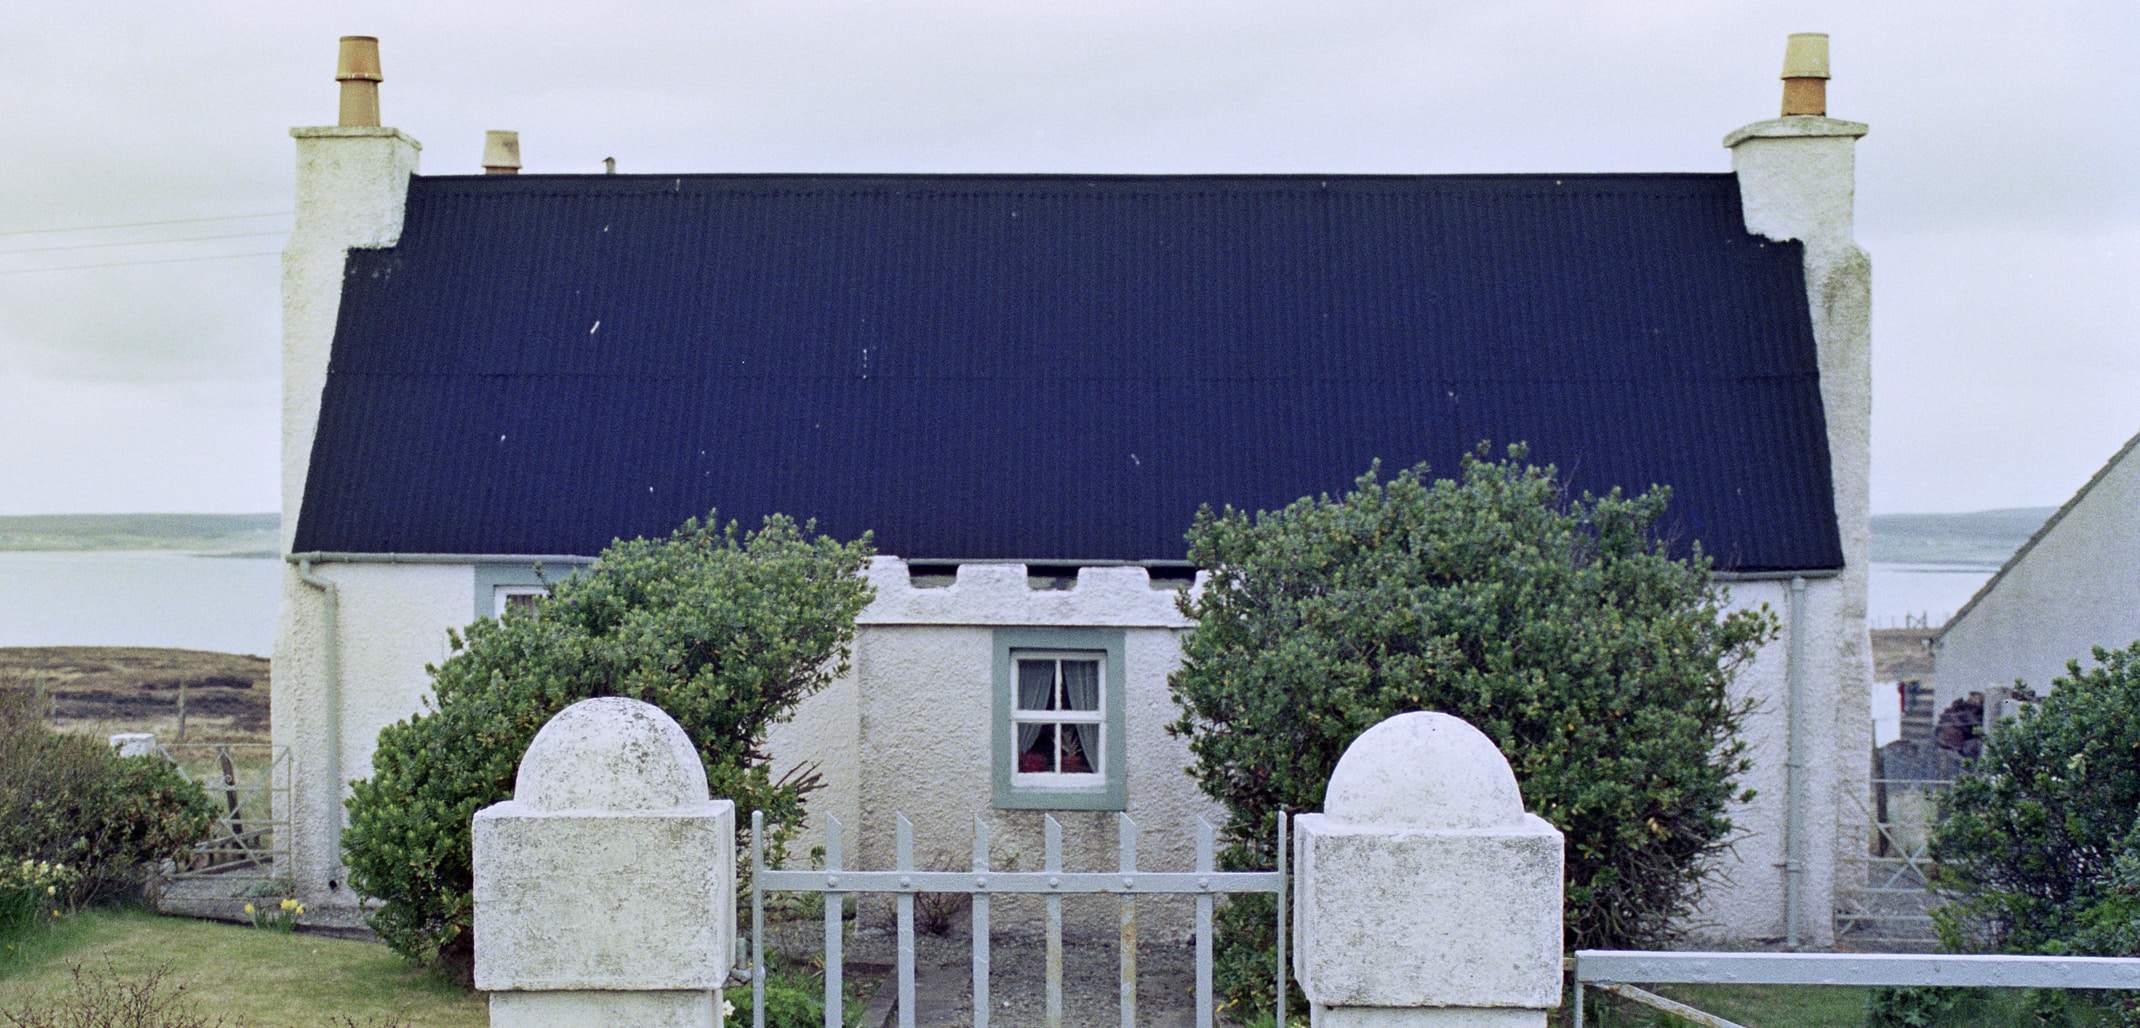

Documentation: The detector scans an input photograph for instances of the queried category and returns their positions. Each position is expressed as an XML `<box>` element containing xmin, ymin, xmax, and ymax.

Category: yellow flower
<box><xmin>294</xmin><ymin>905</ymin><xmax>305</xmax><ymax>915</ymax></box>
<box><xmin>281</xmin><ymin>898</ymin><xmax>298</xmax><ymax>910</ymax></box>
<box><xmin>45</xmin><ymin>886</ymin><xmax>54</xmax><ymax>895</ymax></box>
<box><xmin>244</xmin><ymin>903</ymin><xmax>255</xmax><ymax>915</ymax></box>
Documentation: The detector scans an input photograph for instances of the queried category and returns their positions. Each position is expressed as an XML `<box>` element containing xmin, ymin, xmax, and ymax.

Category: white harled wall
<box><xmin>764</xmin><ymin>559</ymin><xmax>1217</xmax><ymax>939</ymax></box>
<box><xmin>273</xmin><ymin>563</ymin><xmax>471</xmax><ymax>915</ymax></box>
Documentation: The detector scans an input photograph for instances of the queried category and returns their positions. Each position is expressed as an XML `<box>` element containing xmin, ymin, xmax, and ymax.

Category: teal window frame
<box><xmin>472</xmin><ymin>564</ymin><xmax>575</xmax><ymax>622</ymax></box>
<box><xmin>992</xmin><ymin>628</ymin><xmax>1127</xmax><ymax>811</ymax></box>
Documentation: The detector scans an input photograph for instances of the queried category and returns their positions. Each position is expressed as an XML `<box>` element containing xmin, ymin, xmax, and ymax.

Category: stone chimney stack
<box><xmin>1723</xmin><ymin>32</ymin><xmax>1869</xmax><ymax>557</ymax></box>
<box><xmin>275</xmin><ymin>36</ymin><xmax>421</xmax><ymax>919</ymax></box>
<box><xmin>1723</xmin><ymin>34</ymin><xmax>1873</xmax><ymax>949</ymax></box>
<box><xmin>283</xmin><ymin>37</ymin><xmax>421</xmax><ymax>551</ymax></box>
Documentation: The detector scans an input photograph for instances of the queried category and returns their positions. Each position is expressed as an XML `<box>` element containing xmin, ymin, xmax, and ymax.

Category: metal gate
<box><xmin>157</xmin><ymin>743</ymin><xmax>291</xmax><ymax>881</ymax></box>
<box><xmin>1831</xmin><ymin>758</ymin><xmax>1951</xmax><ymax>942</ymax></box>
<box><xmin>748</xmin><ymin>810</ymin><xmax>1289</xmax><ymax>1028</ymax></box>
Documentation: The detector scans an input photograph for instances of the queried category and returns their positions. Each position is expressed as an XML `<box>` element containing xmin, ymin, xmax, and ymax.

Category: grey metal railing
<box><xmin>156</xmin><ymin>743</ymin><xmax>290</xmax><ymax>879</ymax></box>
<box><xmin>749</xmin><ymin>809</ymin><xmax>1288</xmax><ymax>1028</ymax></box>
<box><xmin>1573</xmin><ymin>949</ymin><xmax>2140</xmax><ymax>1028</ymax></box>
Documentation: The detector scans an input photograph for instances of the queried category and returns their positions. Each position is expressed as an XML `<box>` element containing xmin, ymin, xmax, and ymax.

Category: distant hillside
<box><xmin>0</xmin><ymin>514</ymin><xmax>279</xmax><ymax>554</ymax></box>
<box><xmin>1871</xmin><ymin>507</ymin><xmax>2055</xmax><ymax>567</ymax></box>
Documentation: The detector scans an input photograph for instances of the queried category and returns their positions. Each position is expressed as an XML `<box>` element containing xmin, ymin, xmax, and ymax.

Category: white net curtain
<box><xmin>1015</xmin><ymin>657</ymin><xmax>1100</xmax><ymax>775</ymax></box>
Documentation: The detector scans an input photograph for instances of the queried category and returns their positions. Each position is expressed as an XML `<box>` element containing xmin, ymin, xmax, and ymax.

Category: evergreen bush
<box><xmin>1931</xmin><ymin>640</ymin><xmax>2140</xmax><ymax>956</ymax></box>
<box><xmin>0</xmin><ymin>690</ymin><xmax>216</xmax><ymax>907</ymax></box>
<box><xmin>342</xmin><ymin>514</ymin><xmax>873</xmax><ymax>979</ymax></box>
<box><xmin>1169</xmin><ymin>447</ymin><xmax>1774</xmax><ymax>1014</ymax></box>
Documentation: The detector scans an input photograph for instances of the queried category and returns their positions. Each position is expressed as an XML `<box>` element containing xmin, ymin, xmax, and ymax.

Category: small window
<box><xmin>1011</xmin><ymin>652</ymin><xmax>1105</xmax><ymax>780</ymax></box>
<box><xmin>494</xmin><ymin>585</ymin><xmax>549</xmax><ymax>617</ymax></box>
<box><xmin>993</xmin><ymin>628</ymin><xmax>1126</xmax><ymax>810</ymax></box>
<box><xmin>474</xmin><ymin>564</ymin><xmax>574</xmax><ymax>623</ymax></box>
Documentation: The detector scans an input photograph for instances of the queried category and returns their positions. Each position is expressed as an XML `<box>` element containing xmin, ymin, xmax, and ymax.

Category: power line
<box><xmin>0</xmin><ymin>212</ymin><xmax>294</xmax><ymax>238</ymax></box>
<box><xmin>0</xmin><ymin>251</ymin><xmax>282</xmax><ymax>274</ymax></box>
<box><xmin>0</xmin><ymin>230</ymin><xmax>290</xmax><ymax>256</ymax></box>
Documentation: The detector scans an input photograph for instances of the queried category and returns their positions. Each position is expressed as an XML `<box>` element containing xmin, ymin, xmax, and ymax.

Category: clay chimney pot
<box><xmin>335</xmin><ymin>37</ymin><xmax>383</xmax><ymax>127</ymax></box>
<box><xmin>1780</xmin><ymin>33</ymin><xmax>1830</xmax><ymax>117</ymax></box>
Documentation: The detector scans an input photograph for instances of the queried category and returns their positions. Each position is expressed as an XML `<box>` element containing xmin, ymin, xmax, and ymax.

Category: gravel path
<box><xmin>768</xmin><ymin>920</ymin><xmax>1212</xmax><ymax>1027</ymax></box>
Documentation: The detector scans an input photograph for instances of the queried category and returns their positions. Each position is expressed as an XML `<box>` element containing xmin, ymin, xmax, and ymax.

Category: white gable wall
<box><xmin>1936</xmin><ymin>434</ymin><xmax>2140</xmax><ymax>710</ymax></box>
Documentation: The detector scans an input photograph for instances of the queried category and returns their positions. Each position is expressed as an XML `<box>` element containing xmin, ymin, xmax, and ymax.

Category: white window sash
<box><xmin>1010</xmin><ymin>650</ymin><xmax>1106</xmax><ymax>781</ymax></box>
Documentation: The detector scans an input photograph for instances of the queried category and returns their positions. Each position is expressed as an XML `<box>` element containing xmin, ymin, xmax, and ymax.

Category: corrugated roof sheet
<box><xmin>295</xmin><ymin>172</ymin><xmax>1842</xmax><ymax>571</ymax></box>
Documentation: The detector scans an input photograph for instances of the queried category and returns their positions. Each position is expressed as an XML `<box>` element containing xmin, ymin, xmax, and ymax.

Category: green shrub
<box><xmin>1930</xmin><ymin>641</ymin><xmax>2140</xmax><ymax>954</ymax></box>
<box><xmin>1169</xmin><ymin>447</ymin><xmax>1774</xmax><ymax>1014</ymax></box>
<box><xmin>0</xmin><ymin>691</ymin><xmax>217</xmax><ymax>907</ymax></box>
<box><xmin>343</xmin><ymin>514</ymin><xmax>873</xmax><ymax>979</ymax></box>
<box><xmin>731</xmin><ymin>960</ymin><xmax>850</xmax><ymax>1028</ymax></box>
<box><xmin>1866</xmin><ymin>985</ymin><xmax>1991</xmax><ymax>1027</ymax></box>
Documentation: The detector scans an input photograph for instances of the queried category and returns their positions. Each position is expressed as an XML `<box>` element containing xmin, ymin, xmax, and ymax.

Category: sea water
<box><xmin>0</xmin><ymin>551</ymin><xmax>279</xmax><ymax>656</ymax></box>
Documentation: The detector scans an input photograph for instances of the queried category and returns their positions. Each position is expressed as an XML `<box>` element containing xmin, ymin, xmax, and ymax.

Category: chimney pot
<box><xmin>483</xmin><ymin>131</ymin><xmax>523</xmax><ymax>174</ymax></box>
<box><xmin>335</xmin><ymin>37</ymin><xmax>383</xmax><ymax>127</ymax></box>
<box><xmin>1780</xmin><ymin>33</ymin><xmax>1829</xmax><ymax>117</ymax></box>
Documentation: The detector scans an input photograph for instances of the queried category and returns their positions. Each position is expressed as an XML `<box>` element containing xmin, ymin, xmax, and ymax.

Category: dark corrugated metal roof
<box><xmin>295</xmin><ymin>172</ymin><xmax>1842</xmax><ymax>571</ymax></box>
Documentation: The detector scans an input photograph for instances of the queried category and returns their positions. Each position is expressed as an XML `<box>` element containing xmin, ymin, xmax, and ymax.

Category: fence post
<box><xmin>473</xmin><ymin>697</ymin><xmax>736</xmax><ymax>1026</ymax></box>
<box><xmin>1293</xmin><ymin>712</ymin><xmax>1563</xmax><ymax>1026</ymax></box>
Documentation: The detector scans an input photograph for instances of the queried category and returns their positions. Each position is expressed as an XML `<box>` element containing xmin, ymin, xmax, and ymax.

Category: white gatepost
<box><xmin>473</xmin><ymin>697</ymin><xmax>736</xmax><ymax>1027</ymax></box>
<box><xmin>1294</xmin><ymin>712</ymin><xmax>1565</xmax><ymax>1026</ymax></box>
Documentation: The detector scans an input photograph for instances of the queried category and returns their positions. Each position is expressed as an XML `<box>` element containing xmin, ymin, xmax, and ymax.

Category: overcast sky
<box><xmin>1</xmin><ymin>0</ymin><xmax>2133</xmax><ymax>516</ymax></box>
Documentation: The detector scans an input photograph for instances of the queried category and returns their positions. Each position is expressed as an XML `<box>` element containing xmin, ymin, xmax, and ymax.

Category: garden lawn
<box><xmin>0</xmin><ymin>907</ymin><xmax>484</xmax><ymax>1026</ymax></box>
<box><xmin>1585</xmin><ymin>981</ymin><xmax>2129</xmax><ymax>1027</ymax></box>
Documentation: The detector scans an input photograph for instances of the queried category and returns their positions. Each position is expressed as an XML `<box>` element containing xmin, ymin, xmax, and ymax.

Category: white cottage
<box><xmin>275</xmin><ymin>34</ymin><xmax>1873</xmax><ymax>945</ymax></box>
<box><xmin>1935</xmin><ymin>432</ymin><xmax>2140</xmax><ymax>713</ymax></box>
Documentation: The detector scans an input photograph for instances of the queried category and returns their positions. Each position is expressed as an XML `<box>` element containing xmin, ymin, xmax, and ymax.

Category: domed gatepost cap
<box><xmin>1323</xmin><ymin>712</ymin><xmax>1527</xmax><ymax>829</ymax></box>
<box><xmin>513</xmin><ymin>697</ymin><xmax>709</xmax><ymax>812</ymax></box>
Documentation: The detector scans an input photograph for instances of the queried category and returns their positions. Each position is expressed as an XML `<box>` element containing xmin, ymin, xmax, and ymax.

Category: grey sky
<box><xmin>1</xmin><ymin>0</ymin><xmax>2133</xmax><ymax>515</ymax></box>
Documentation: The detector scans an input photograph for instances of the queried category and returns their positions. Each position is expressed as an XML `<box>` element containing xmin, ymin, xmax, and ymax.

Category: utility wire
<box><xmin>0</xmin><ymin>230</ymin><xmax>290</xmax><ymax>256</ymax></box>
<box><xmin>0</xmin><ymin>212</ymin><xmax>294</xmax><ymax>238</ymax></box>
<box><xmin>0</xmin><ymin>251</ymin><xmax>282</xmax><ymax>274</ymax></box>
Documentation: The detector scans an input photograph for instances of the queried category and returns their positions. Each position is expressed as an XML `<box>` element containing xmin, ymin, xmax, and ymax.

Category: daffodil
<box><xmin>244</xmin><ymin>903</ymin><xmax>255</xmax><ymax>915</ymax></box>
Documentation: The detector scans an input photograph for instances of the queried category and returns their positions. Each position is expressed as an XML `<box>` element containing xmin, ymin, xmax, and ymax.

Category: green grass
<box><xmin>0</xmin><ymin>907</ymin><xmax>485</xmax><ymax>1026</ymax></box>
<box><xmin>1577</xmin><ymin>981</ymin><xmax>2132</xmax><ymax>1027</ymax></box>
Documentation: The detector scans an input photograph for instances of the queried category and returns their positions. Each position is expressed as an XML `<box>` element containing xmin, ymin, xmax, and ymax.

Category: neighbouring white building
<box><xmin>274</xmin><ymin>34</ymin><xmax>1873</xmax><ymax>946</ymax></box>
<box><xmin>1935</xmin><ymin>432</ymin><xmax>2140</xmax><ymax>712</ymax></box>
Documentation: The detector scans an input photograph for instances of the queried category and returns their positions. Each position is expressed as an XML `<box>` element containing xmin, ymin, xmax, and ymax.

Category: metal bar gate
<box><xmin>750</xmin><ymin>810</ymin><xmax>1289</xmax><ymax>1028</ymax></box>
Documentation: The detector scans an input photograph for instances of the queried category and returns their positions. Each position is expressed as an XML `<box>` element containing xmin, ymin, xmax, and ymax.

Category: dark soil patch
<box><xmin>0</xmin><ymin>646</ymin><xmax>270</xmax><ymax>742</ymax></box>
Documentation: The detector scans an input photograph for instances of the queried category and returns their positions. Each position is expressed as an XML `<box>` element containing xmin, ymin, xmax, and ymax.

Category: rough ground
<box><xmin>0</xmin><ymin>645</ymin><xmax>269</xmax><ymax>744</ymax></box>
<box><xmin>1872</xmin><ymin>628</ymin><xmax>1937</xmax><ymax>682</ymax></box>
